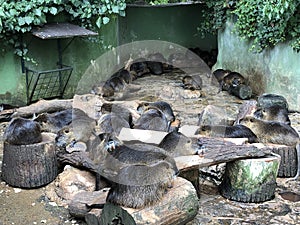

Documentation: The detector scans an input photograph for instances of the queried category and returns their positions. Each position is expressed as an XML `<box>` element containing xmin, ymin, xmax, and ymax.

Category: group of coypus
<box><xmin>3</xmin><ymin>97</ymin><xmax>199</xmax><ymax>209</ymax></box>
<box><xmin>2</xmin><ymin>48</ymin><xmax>300</xmax><ymax>211</ymax></box>
<box><xmin>197</xmin><ymin>93</ymin><xmax>300</xmax><ymax>180</ymax></box>
<box><xmin>93</xmin><ymin>48</ymin><xmax>215</xmax><ymax>99</ymax></box>
<box><xmin>213</xmin><ymin>68</ymin><xmax>252</xmax><ymax>99</ymax></box>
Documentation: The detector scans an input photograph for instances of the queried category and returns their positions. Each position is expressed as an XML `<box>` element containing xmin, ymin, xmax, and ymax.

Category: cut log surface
<box><xmin>2</xmin><ymin>133</ymin><xmax>58</xmax><ymax>188</ymax></box>
<box><xmin>73</xmin><ymin>177</ymin><xmax>198</xmax><ymax>225</ymax></box>
<box><xmin>12</xmin><ymin>98</ymin><xmax>73</xmax><ymax>118</ymax></box>
<box><xmin>219</xmin><ymin>154</ymin><xmax>281</xmax><ymax>203</ymax></box>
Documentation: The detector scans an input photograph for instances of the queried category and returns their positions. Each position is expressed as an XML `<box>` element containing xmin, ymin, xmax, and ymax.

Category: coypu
<box><xmin>212</xmin><ymin>69</ymin><xmax>231</xmax><ymax>84</ymax></box>
<box><xmin>34</xmin><ymin>109</ymin><xmax>73</xmax><ymax>133</ymax></box>
<box><xmin>4</xmin><ymin>117</ymin><xmax>43</xmax><ymax>145</ymax></box>
<box><xmin>146</xmin><ymin>61</ymin><xmax>164</xmax><ymax>75</ymax></box>
<box><xmin>182</xmin><ymin>74</ymin><xmax>203</xmax><ymax>90</ymax></box>
<box><xmin>129</xmin><ymin>58</ymin><xmax>150</xmax><ymax>77</ymax></box>
<box><xmin>158</xmin><ymin>130</ymin><xmax>199</xmax><ymax>157</ymax></box>
<box><xmin>93</xmin><ymin>136</ymin><xmax>179</xmax><ymax>208</ymax></box>
<box><xmin>257</xmin><ymin>93</ymin><xmax>289</xmax><ymax>110</ymax></box>
<box><xmin>221</xmin><ymin>72</ymin><xmax>245</xmax><ymax>91</ymax></box>
<box><xmin>56</xmin><ymin>108</ymin><xmax>96</xmax><ymax>149</ymax></box>
<box><xmin>111</xmin><ymin>68</ymin><xmax>134</xmax><ymax>84</ymax></box>
<box><xmin>195</xmin><ymin>124</ymin><xmax>258</xmax><ymax>143</ymax></box>
<box><xmin>134</xmin><ymin>107</ymin><xmax>169</xmax><ymax>132</ymax></box>
<box><xmin>239</xmin><ymin>116</ymin><xmax>300</xmax><ymax>180</ymax></box>
<box><xmin>97</xmin><ymin>113</ymin><xmax>130</xmax><ymax>136</ymax></box>
<box><xmin>239</xmin><ymin>116</ymin><xmax>299</xmax><ymax>146</ymax></box>
<box><xmin>254</xmin><ymin>105</ymin><xmax>291</xmax><ymax>125</ymax></box>
<box><xmin>100</xmin><ymin>103</ymin><xmax>133</xmax><ymax>127</ymax></box>
<box><xmin>137</xmin><ymin>101</ymin><xmax>175</xmax><ymax>124</ymax></box>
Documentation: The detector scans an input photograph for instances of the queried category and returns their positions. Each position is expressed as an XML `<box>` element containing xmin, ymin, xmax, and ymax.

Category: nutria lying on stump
<box><xmin>4</xmin><ymin>117</ymin><xmax>43</xmax><ymax>145</ymax></box>
<box><xmin>93</xmin><ymin>136</ymin><xmax>179</xmax><ymax>209</ymax></box>
<box><xmin>240</xmin><ymin>116</ymin><xmax>300</xmax><ymax>180</ymax></box>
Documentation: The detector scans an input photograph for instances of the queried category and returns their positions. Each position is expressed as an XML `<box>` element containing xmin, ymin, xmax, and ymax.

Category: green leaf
<box><xmin>96</xmin><ymin>17</ymin><xmax>102</xmax><ymax>28</ymax></box>
<box><xmin>24</xmin><ymin>16</ymin><xmax>34</xmax><ymax>25</ymax></box>
<box><xmin>18</xmin><ymin>17</ymin><xmax>25</xmax><ymax>26</ymax></box>
<box><xmin>102</xmin><ymin>16</ymin><xmax>110</xmax><ymax>24</ymax></box>
<box><xmin>50</xmin><ymin>7</ymin><xmax>58</xmax><ymax>15</ymax></box>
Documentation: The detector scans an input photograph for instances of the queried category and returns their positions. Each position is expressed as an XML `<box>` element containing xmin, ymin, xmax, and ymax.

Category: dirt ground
<box><xmin>0</xmin><ymin>71</ymin><xmax>300</xmax><ymax>225</ymax></box>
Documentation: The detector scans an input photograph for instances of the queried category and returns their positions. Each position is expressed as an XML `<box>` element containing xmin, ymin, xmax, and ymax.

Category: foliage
<box><xmin>125</xmin><ymin>0</ymin><xmax>193</xmax><ymax>5</ymax></box>
<box><xmin>0</xmin><ymin>0</ymin><xmax>126</xmax><ymax>59</ymax></box>
<box><xmin>198</xmin><ymin>0</ymin><xmax>300</xmax><ymax>52</ymax></box>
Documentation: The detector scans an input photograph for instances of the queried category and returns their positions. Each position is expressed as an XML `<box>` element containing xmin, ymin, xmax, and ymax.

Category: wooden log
<box><xmin>219</xmin><ymin>154</ymin><xmax>281</xmax><ymax>203</ymax></box>
<box><xmin>270</xmin><ymin>144</ymin><xmax>297</xmax><ymax>177</ymax></box>
<box><xmin>11</xmin><ymin>98</ymin><xmax>73</xmax><ymax>118</ymax></box>
<box><xmin>2</xmin><ymin>133</ymin><xmax>57</xmax><ymax>188</ymax></box>
<box><xmin>68</xmin><ymin>189</ymin><xmax>109</xmax><ymax>219</ymax></box>
<box><xmin>125</xmin><ymin>177</ymin><xmax>198</xmax><ymax>225</ymax></box>
<box><xmin>228</xmin><ymin>84</ymin><xmax>252</xmax><ymax>100</ymax></box>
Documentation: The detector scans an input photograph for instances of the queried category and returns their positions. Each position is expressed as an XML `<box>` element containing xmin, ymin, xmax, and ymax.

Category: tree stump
<box><xmin>2</xmin><ymin>133</ymin><xmax>58</xmax><ymax>188</ymax></box>
<box><xmin>68</xmin><ymin>177</ymin><xmax>198</xmax><ymax>225</ymax></box>
<box><xmin>219</xmin><ymin>154</ymin><xmax>281</xmax><ymax>203</ymax></box>
<box><xmin>270</xmin><ymin>144</ymin><xmax>297</xmax><ymax>177</ymax></box>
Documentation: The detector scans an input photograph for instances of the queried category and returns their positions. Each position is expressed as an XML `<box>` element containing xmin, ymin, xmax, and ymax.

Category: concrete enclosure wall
<box><xmin>118</xmin><ymin>3</ymin><xmax>217</xmax><ymax>51</ymax></box>
<box><xmin>0</xmin><ymin>17</ymin><xmax>119</xmax><ymax>106</ymax></box>
<box><xmin>214</xmin><ymin>20</ymin><xmax>300</xmax><ymax>111</ymax></box>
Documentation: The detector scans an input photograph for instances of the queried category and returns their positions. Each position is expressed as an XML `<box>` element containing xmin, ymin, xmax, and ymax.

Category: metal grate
<box><xmin>25</xmin><ymin>65</ymin><xmax>73</xmax><ymax>104</ymax></box>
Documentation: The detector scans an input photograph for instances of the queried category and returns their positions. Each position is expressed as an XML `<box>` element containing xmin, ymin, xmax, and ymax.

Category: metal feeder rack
<box><xmin>22</xmin><ymin>22</ymin><xmax>98</xmax><ymax>104</ymax></box>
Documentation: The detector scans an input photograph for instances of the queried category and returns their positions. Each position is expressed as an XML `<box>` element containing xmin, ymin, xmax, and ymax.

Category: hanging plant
<box><xmin>197</xmin><ymin>0</ymin><xmax>300</xmax><ymax>53</ymax></box>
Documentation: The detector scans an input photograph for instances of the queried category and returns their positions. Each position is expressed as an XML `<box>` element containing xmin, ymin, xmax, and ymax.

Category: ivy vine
<box><xmin>198</xmin><ymin>0</ymin><xmax>300</xmax><ymax>53</ymax></box>
<box><xmin>0</xmin><ymin>0</ymin><xmax>126</xmax><ymax>60</ymax></box>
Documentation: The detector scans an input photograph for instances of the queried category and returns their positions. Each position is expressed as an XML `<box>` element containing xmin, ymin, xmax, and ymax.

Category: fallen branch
<box><xmin>12</xmin><ymin>98</ymin><xmax>73</xmax><ymax>118</ymax></box>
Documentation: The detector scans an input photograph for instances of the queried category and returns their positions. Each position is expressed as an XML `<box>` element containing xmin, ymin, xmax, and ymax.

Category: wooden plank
<box><xmin>32</xmin><ymin>22</ymin><xmax>98</xmax><ymax>39</ymax></box>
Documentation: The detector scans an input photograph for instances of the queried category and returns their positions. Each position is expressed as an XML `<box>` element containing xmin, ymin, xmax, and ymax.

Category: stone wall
<box><xmin>214</xmin><ymin>20</ymin><xmax>300</xmax><ymax>111</ymax></box>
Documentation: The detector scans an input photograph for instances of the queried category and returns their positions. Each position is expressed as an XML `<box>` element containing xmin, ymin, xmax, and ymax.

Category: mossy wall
<box><xmin>118</xmin><ymin>3</ymin><xmax>217</xmax><ymax>51</ymax></box>
<box><xmin>0</xmin><ymin>17</ymin><xmax>119</xmax><ymax>106</ymax></box>
<box><xmin>214</xmin><ymin>20</ymin><xmax>300</xmax><ymax>111</ymax></box>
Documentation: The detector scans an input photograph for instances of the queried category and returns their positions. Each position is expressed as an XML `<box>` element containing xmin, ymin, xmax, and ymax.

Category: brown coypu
<box><xmin>134</xmin><ymin>107</ymin><xmax>169</xmax><ymax>132</ymax></box>
<box><xmin>34</xmin><ymin>109</ymin><xmax>73</xmax><ymax>133</ymax></box>
<box><xmin>212</xmin><ymin>69</ymin><xmax>231</xmax><ymax>83</ymax></box>
<box><xmin>111</xmin><ymin>68</ymin><xmax>135</xmax><ymax>84</ymax></box>
<box><xmin>137</xmin><ymin>101</ymin><xmax>175</xmax><ymax>124</ymax></box>
<box><xmin>146</xmin><ymin>61</ymin><xmax>164</xmax><ymax>75</ymax></box>
<box><xmin>97</xmin><ymin>113</ymin><xmax>131</xmax><ymax>136</ymax></box>
<box><xmin>239</xmin><ymin>116</ymin><xmax>298</xmax><ymax>145</ymax></box>
<box><xmin>3</xmin><ymin>117</ymin><xmax>43</xmax><ymax>145</ymax></box>
<box><xmin>182</xmin><ymin>74</ymin><xmax>203</xmax><ymax>91</ymax></box>
<box><xmin>195</xmin><ymin>124</ymin><xmax>258</xmax><ymax>143</ymax></box>
<box><xmin>257</xmin><ymin>93</ymin><xmax>289</xmax><ymax>110</ymax></box>
<box><xmin>129</xmin><ymin>58</ymin><xmax>150</xmax><ymax>77</ymax></box>
<box><xmin>221</xmin><ymin>71</ymin><xmax>245</xmax><ymax>91</ymax></box>
<box><xmin>100</xmin><ymin>103</ymin><xmax>133</xmax><ymax>127</ymax></box>
<box><xmin>55</xmin><ymin>108</ymin><xmax>96</xmax><ymax>149</ymax></box>
<box><xmin>254</xmin><ymin>105</ymin><xmax>291</xmax><ymax>125</ymax></box>
<box><xmin>239</xmin><ymin>116</ymin><xmax>300</xmax><ymax>180</ymax></box>
<box><xmin>158</xmin><ymin>130</ymin><xmax>199</xmax><ymax>157</ymax></box>
<box><xmin>93</xmin><ymin>136</ymin><xmax>179</xmax><ymax>208</ymax></box>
